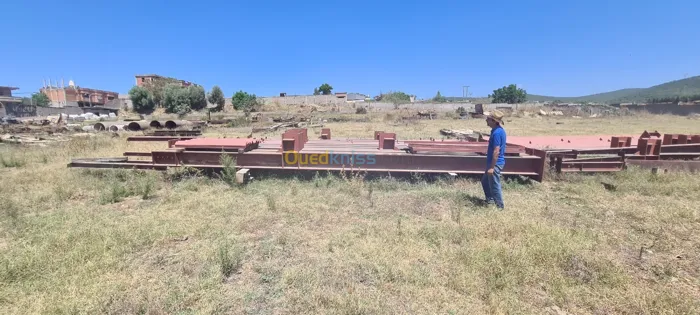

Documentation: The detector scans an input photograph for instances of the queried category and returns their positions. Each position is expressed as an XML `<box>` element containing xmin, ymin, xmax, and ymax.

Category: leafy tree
<box><xmin>489</xmin><ymin>84</ymin><xmax>527</xmax><ymax>104</ymax></box>
<box><xmin>379</xmin><ymin>91</ymin><xmax>412</xmax><ymax>104</ymax></box>
<box><xmin>313</xmin><ymin>87</ymin><xmax>320</xmax><ymax>95</ymax></box>
<box><xmin>128</xmin><ymin>86</ymin><xmax>155</xmax><ymax>112</ymax></box>
<box><xmin>31</xmin><ymin>92</ymin><xmax>50</xmax><ymax>107</ymax></box>
<box><xmin>433</xmin><ymin>91</ymin><xmax>447</xmax><ymax>103</ymax></box>
<box><xmin>162</xmin><ymin>84</ymin><xmax>192</xmax><ymax>115</ymax></box>
<box><xmin>231</xmin><ymin>90</ymin><xmax>259</xmax><ymax>112</ymax></box>
<box><xmin>318</xmin><ymin>83</ymin><xmax>333</xmax><ymax>95</ymax></box>
<box><xmin>187</xmin><ymin>85</ymin><xmax>207</xmax><ymax>111</ymax></box>
<box><xmin>139</xmin><ymin>76</ymin><xmax>182</xmax><ymax>106</ymax></box>
<box><xmin>207</xmin><ymin>86</ymin><xmax>225</xmax><ymax>112</ymax></box>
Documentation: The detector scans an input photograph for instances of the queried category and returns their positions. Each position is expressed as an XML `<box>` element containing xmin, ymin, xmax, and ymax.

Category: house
<box><xmin>135</xmin><ymin>74</ymin><xmax>197</xmax><ymax>88</ymax></box>
<box><xmin>0</xmin><ymin>86</ymin><xmax>23</xmax><ymax>106</ymax></box>
<box><xmin>40</xmin><ymin>81</ymin><xmax>119</xmax><ymax>107</ymax></box>
<box><xmin>0</xmin><ymin>86</ymin><xmax>19</xmax><ymax>97</ymax></box>
<box><xmin>0</xmin><ymin>86</ymin><xmax>34</xmax><ymax>117</ymax></box>
<box><xmin>347</xmin><ymin>93</ymin><xmax>369</xmax><ymax>101</ymax></box>
<box><xmin>335</xmin><ymin>92</ymin><xmax>347</xmax><ymax>99</ymax></box>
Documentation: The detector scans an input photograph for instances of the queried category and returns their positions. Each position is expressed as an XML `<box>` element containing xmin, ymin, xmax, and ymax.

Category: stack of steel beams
<box><xmin>68</xmin><ymin>128</ymin><xmax>549</xmax><ymax>181</ymax></box>
<box><xmin>68</xmin><ymin>127</ymin><xmax>700</xmax><ymax>179</ymax></box>
<box><xmin>549</xmin><ymin>131</ymin><xmax>700</xmax><ymax>173</ymax></box>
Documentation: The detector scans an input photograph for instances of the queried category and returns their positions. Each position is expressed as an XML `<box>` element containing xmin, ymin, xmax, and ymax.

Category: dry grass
<box><xmin>1</xmin><ymin>114</ymin><xmax>699</xmax><ymax>314</ymax></box>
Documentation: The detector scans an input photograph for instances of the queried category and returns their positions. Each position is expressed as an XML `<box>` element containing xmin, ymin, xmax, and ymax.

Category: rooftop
<box><xmin>0</xmin><ymin>86</ymin><xmax>19</xmax><ymax>90</ymax></box>
<box><xmin>41</xmin><ymin>86</ymin><xmax>118</xmax><ymax>94</ymax></box>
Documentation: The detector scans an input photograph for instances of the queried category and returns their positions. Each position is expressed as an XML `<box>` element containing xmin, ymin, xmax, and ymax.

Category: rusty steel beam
<box><xmin>115</xmin><ymin>149</ymin><xmax>548</xmax><ymax>180</ymax></box>
<box><xmin>173</xmin><ymin>138</ymin><xmax>260</xmax><ymax>151</ymax></box>
<box><xmin>659</xmin><ymin>143</ymin><xmax>700</xmax><ymax>153</ymax></box>
<box><xmin>557</xmin><ymin>161</ymin><xmax>625</xmax><ymax>173</ymax></box>
<box><xmin>69</xmin><ymin>160</ymin><xmax>171</xmax><ymax>170</ymax></box>
<box><xmin>610</xmin><ymin>136</ymin><xmax>632</xmax><ymax>148</ymax></box>
<box><xmin>562</xmin><ymin>156</ymin><xmax>624</xmax><ymax>163</ymax></box>
<box><xmin>146</xmin><ymin>129</ymin><xmax>202</xmax><ymax>137</ymax></box>
<box><xmin>549</xmin><ymin>147</ymin><xmax>638</xmax><ymax>156</ymax></box>
<box><xmin>407</xmin><ymin>144</ymin><xmax>527</xmax><ymax>155</ymax></box>
<box><xmin>320</xmin><ymin>128</ymin><xmax>331</xmax><ymax>140</ymax></box>
<box><xmin>126</xmin><ymin>136</ymin><xmax>197</xmax><ymax>142</ymax></box>
<box><xmin>625</xmin><ymin>153</ymin><xmax>700</xmax><ymax>160</ymax></box>
<box><xmin>377</xmin><ymin>132</ymin><xmax>396</xmax><ymax>150</ymax></box>
<box><xmin>626</xmin><ymin>160</ymin><xmax>700</xmax><ymax>173</ymax></box>
<box><xmin>282</xmin><ymin>129</ymin><xmax>306</xmax><ymax>152</ymax></box>
<box><xmin>123</xmin><ymin>152</ymin><xmax>152</xmax><ymax>157</ymax></box>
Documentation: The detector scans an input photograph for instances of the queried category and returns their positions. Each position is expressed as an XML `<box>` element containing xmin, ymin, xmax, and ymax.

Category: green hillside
<box><xmin>527</xmin><ymin>75</ymin><xmax>700</xmax><ymax>103</ymax></box>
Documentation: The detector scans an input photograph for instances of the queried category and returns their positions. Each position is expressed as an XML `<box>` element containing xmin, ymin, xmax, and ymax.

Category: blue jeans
<box><xmin>481</xmin><ymin>164</ymin><xmax>504</xmax><ymax>209</ymax></box>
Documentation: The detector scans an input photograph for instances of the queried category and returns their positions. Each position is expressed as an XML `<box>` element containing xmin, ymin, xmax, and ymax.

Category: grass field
<box><xmin>1</xmin><ymin>114</ymin><xmax>699</xmax><ymax>314</ymax></box>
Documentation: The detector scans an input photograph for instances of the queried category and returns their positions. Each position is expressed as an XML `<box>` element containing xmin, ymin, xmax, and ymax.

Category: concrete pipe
<box><xmin>149</xmin><ymin>120</ymin><xmax>164</xmax><ymax>128</ymax></box>
<box><xmin>93</xmin><ymin>121</ymin><xmax>127</xmax><ymax>131</ymax></box>
<box><xmin>108</xmin><ymin>125</ymin><xmax>126</xmax><ymax>132</ymax></box>
<box><xmin>127</xmin><ymin>121</ymin><xmax>150</xmax><ymax>131</ymax></box>
<box><xmin>82</xmin><ymin>125</ymin><xmax>95</xmax><ymax>132</ymax></box>
<box><xmin>164</xmin><ymin>120</ymin><xmax>192</xmax><ymax>129</ymax></box>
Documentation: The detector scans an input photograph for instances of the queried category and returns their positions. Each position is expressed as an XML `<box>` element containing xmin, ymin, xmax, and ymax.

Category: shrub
<box><xmin>128</xmin><ymin>86</ymin><xmax>155</xmax><ymax>112</ymax></box>
<box><xmin>219</xmin><ymin>154</ymin><xmax>238</xmax><ymax>187</ymax></box>
<box><xmin>187</xmin><ymin>85</ymin><xmax>208</xmax><ymax>111</ymax></box>
<box><xmin>162</xmin><ymin>84</ymin><xmax>192</xmax><ymax>115</ymax></box>
<box><xmin>218</xmin><ymin>243</ymin><xmax>244</xmax><ymax>278</ymax></box>
<box><xmin>207</xmin><ymin>86</ymin><xmax>225</xmax><ymax>112</ymax></box>
<box><xmin>231</xmin><ymin>91</ymin><xmax>260</xmax><ymax>112</ymax></box>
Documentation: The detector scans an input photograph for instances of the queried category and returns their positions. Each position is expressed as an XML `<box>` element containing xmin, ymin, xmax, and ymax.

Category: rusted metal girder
<box><xmin>282</xmin><ymin>129</ymin><xmax>307</xmax><ymax>152</ymax></box>
<box><xmin>406</xmin><ymin>142</ymin><xmax>527</xmax><ymax>155</ymax></box>
<box><xmin>378</xmin><ymin>132</ymin><xmax>396</xmax><ymax>150</ymax></box>
<box><xmin>554</xmin><ymin>155</ymin><xmax>625</xmax><ymax>173</ymax></box>
<box><xmin>123</xmin><ymin>152</ymin><xmax>152</xmax><ymax>157</ymax></box>
<box><xmin>610</xmin><ymin>136</ymin><xmax>632</xmax><ymax>148</ymax></box>
<box><xmin>626</xmin><ymin>160</ymin><xmax>700</xmax><ymax>173</ymax></box>
<box><xmin>70</xmin><ymin>148</ymin><xmax>549</xmax><ymax>181</ymax></box>
<box><xmin>173</xmin><ymin>138</ymin><xmax>260</xmax><ymax>151</ymax></box>
<box><xmin>320</xmin><ymin>128</ymin><xmax>331</xmax><ymax>140</ymax></box>
<box><xmin>146</xmin><ymin>129</ymin><xmax>202</xmax><ymax>137</ymax></box>
<box><xmin>659</xmin><ymin>143</ymin><xmax>700</xmax><ymax>153</ymax></box>
<box><xmin>126</xmin><ymin>136</ymin><xmax>198</xmax><ymax>142</ymax></box>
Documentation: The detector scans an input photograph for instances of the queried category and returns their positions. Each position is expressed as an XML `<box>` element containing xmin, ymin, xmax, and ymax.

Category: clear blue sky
<box><xmin>2</xmin><ymin>0</ymin><xmax>699</xmax><ymax>99</ymax></box>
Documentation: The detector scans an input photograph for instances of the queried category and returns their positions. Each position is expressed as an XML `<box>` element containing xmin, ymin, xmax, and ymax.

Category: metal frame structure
<box><xmin>549</xmin><ymin>132</ymin><xmax>700</xmax><ymax>174</ymax></box>
<box><xmin>67</xmin><ymin>128</ymin><xmax>700</xmax><ymax>180</ymax></box>
<box><xmin>69</xmin><ymin>129</ymin><xmax>549</xmax><ymax>181</ymax></box>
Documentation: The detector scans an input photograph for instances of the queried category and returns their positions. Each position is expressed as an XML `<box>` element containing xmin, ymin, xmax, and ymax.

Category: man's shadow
<box><xmin>461</xmin><ymin>194</ymin><xmax>488</xmax><ymax>207</ymax></box>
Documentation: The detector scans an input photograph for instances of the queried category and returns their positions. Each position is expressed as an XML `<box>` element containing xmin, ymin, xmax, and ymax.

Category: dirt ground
<box><xmin>1</xmin><ymin>113</ymin><xmax>699</xmax><ymax>314</ymax></box>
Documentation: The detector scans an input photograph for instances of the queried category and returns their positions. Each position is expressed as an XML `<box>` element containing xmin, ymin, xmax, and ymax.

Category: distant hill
<box><xmin>528</xmin><ymin>76</ymin><xmax>700</xmax><ymax>104</ymax></box>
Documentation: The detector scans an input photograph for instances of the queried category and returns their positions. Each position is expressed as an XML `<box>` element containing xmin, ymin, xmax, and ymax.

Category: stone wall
<box><xmin>622</xmin><ymin>104</ymin><xmax>700</xmax><ymax>116</ymax></box>
<box><xmin>260</xmin><ymin>95</ymin><xmax>347</xmax><ymax>106</ymax></box>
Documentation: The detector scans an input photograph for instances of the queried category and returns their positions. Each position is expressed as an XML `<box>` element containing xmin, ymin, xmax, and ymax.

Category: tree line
<box><xmin>129</xmin><ymin>83</ymin><xmax>260</xmax><ymax>114</ymax></box>
<box><xmin>646</xmin><ymin>95</ymin><xmax>700</xmax><ymax>104</ymax></box>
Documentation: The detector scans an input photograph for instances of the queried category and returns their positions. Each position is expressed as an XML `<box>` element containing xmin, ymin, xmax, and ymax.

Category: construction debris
<box><xmin>416</xmin><ymin>110</ymin><xmax>437</xmax><ymax>119</ymax></box>
<box><xmin>252</xmin><ymin>122</ymin><xmax>324</xmax><ymax>133</ymax></box>
<box><xmin>0</xmin><ymin>133</ymin><xmax>71</xmax><ymax>146</ymax></box>
<box><xmin>439</xmin><ymin>129</ymin><xmax>476</xmax><ymax>139</ymax></box>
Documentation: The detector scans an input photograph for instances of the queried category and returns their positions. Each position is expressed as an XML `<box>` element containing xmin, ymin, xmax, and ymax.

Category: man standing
<box><xmin>482</xmin><ymin>110</ymin><xmax>506</xmax><ymax>209</ymax></box>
